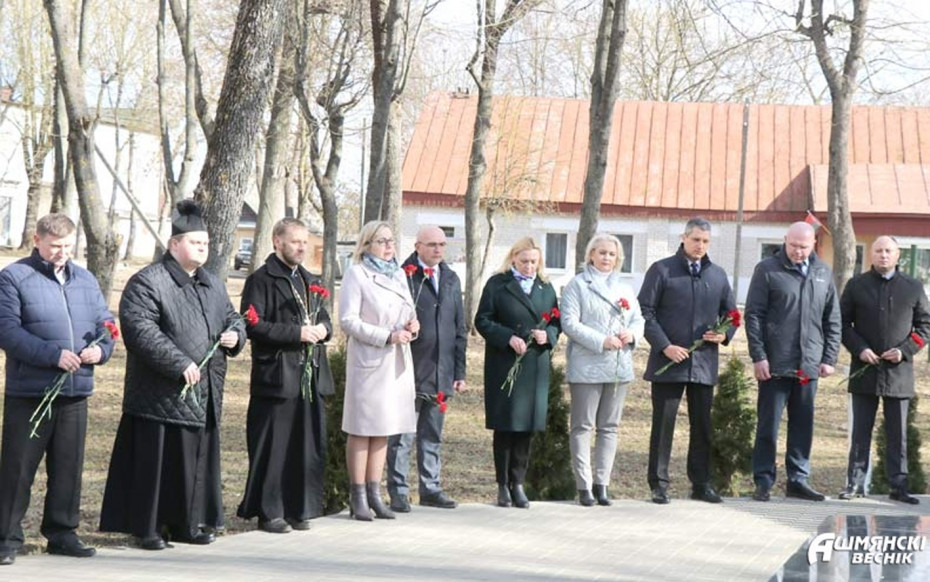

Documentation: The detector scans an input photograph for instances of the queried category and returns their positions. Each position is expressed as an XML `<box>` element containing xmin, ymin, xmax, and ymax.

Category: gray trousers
<box><xmin>386</xmin><ymin>397</ymin><xmax>445</xmax><ymax>497</ymax></box>
<box><xmin>569</xmin><ymin>382</ymin><xmax>629</xmax><ymax>490</ymax></box>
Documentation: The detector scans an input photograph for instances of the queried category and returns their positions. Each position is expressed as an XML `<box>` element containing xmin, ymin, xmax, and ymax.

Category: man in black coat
<box><xmin>745</xmin><ymin>221</ymin><xmax>841</xmax><ymax>502</ymax></box>
<box><xmin>237</xmin><ymin>218</ymin><xmax>334</xmax><ymax>532</ymax></box>
<box><xmin>387</xmin><ymin>226</ymin><xmax>467</xmax><ymax>512</ymax></box>
<box><xmin>638</xmin><ymin>218</ymin><xmax>737</xmax><ymax>505</ymax></box>
<box><xmin>838</xmin><ymin>236</ymin><xmax>930</xmax><ymax>504</ymax></box>
<box><xmin>0</xmin><ymin>214</ymin><xmax>115</xmax><ymax>566</ymax></box>
<box><xmin>100</xmin><ymin>201</ymin><xmax>246</xmax><ymax>550</ymax></box>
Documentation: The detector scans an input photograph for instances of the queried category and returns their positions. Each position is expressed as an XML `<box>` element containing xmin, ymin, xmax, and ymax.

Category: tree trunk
<box><xmin>44</xmin><ymin>0</ymin><xmax>120</xmax><ymax>300</ymax></box>
<box><xmin>382</xmin><ymin>106</ymin><xmax>402</xmax><ymax>236</ymax></box>
<box><xmin>575</xmin><ymin>0</ymin><xmax>627</xmax><ymax>273</ymax></box>
<box><xmin>194</xmin><ymin>0</ymin><xmax>287</xmax><ymax>280</ymax></box>
<box><xmin>364</xmin><ymin>0</ymin><xmax>402</xmax><ymax>223</ymax></box>
<box><xmin>827</xmin><ymin>95</ymin><xmax>857</xmax><ymax>293</ymax></box>
<box><xmin>252</xmin><ymin>27</ymin><xmax>296</xmax><ymax>274</ymax></box>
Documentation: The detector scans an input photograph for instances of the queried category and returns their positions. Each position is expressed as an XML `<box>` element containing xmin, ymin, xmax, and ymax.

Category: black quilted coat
<box><xmin>118</xmin><ymin>253</ymin><xmax>246</xmax><ymax>427</ymax></box>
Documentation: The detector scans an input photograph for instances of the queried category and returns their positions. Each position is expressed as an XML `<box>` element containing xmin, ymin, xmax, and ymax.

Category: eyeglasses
<box><xmin>371</xmin><ymin>238</ymin><xmax>395</xmax><ymax>246</ymax></box>
<box><xmin>418</xmin><ymin>242</ymin><xmax>447</xmax><ymax>249</ymax></box>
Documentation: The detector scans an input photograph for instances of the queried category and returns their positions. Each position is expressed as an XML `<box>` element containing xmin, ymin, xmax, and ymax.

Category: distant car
<box><xmin>234</xmin><ymin>248</ymin><xmax>252</xmax><ymax>271</ymax></box>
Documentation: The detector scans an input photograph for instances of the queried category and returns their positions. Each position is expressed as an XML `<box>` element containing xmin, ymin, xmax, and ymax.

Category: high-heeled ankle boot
<box><xmin>349</xmin><ymin>484</ymin><xmax>373</xmax><ymax>521</ymax></box>
<box><xmin>511</xmin><ymin>483</ymin><xmax>530</xmax><ymax>509</ymax></box>
<box><xmin>497</xmin><ymin>484</ymin><xmax>512</xmax><ymax>508</ymax></box>
<box><xmin>366</xmin><ymin>482</ymin><xmax>396</xmax><ymax>519</ymax></box>
<box><xmin>593</xmin><ymin>484</ymin><xmax>612</xmax><ymax>506</ymax></box>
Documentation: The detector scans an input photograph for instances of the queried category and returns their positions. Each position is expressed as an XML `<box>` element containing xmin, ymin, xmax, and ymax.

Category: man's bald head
<box><xmin>871</xmin><ymin>235</ymin><xmax>900</xmax><ymax>275</ymax></box>
<box><xmin>784</xmin><ymin>221</ymin><xmax>816</xmax><ymax>265</ymax></box>
<box><xmin>415</xmin><ymin>225</ymin><xmax>447</xmax><ymax>267</ymax></box>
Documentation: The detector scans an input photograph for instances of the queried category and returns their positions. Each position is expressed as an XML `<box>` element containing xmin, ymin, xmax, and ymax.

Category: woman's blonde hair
<box><xmin>352</xmin><ymin>220</ymin><xmax>392</xmax><ymax>263</ymax></box>
<box><xmin>584</xmin><ymin>232</ymin><xmax>626</xmax><ymax>273</ymax></box>
<box><xmin>498</xmin><ymin>236</ymin><xmax>548</xmax><ymax>282</ymax></box>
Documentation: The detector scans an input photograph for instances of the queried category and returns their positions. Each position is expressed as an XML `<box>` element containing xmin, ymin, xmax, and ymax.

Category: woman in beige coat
<box><xmin>339</xmin><ymin>221</ymin><xmax>418</xmax><ymax>521</ymax></box>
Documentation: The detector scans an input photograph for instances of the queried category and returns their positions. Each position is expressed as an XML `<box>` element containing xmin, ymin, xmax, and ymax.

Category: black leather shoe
<box><xmin>511</xmin><ymin>484</ymin><xmax>530</xmax><ymax>509</ymax></box>
<box><xmin>137</xmin><ymin>536</ymin><xmax>167</xmax><ymax>551</ymax></box>
<box><xmin>890</xmin><ymin>490</ymin><xmax>920</xmax><ymax>505</ymax></box>
<box><xmin>651</xmin><ymin>487</ymin><xmax>670</xmax><ymax>504</ymax></box>
<box><xmin>691</xmin><ymin>486</ymin><xmax>723</xmax><ymax>503</ymax></box>
<box><xmin>173</xmin><ymin>531</ymin><xmax>215</xmax><ymax>545</ymax></box>
<box><xmin>497</xmin><ymin>484</ymin><xmax>512</xmax><ymax>508</ymax></box>
<box><xmin>259</xmin><ymin>518</ymin><xmax>292</xmax><ymax>534</ymax></box>
<box><xmin>592</xmin><ymin>484</ymin><xmax>612</xmax><ymax>506</ymax></box>
<box><xmin>0</xmin><ymin>548</ymin><xmax>16</xmax><ymax>565</ymax></box>
<box><xmin>578</xmin><ymin>489</ymin><xmax>595</xmax><ymax>507</ymax></box>
<box><xmin>420</xmin><ymin>491</ymin><xmax>458</xmax><ymax>509</ymax></box>
<box><xmin>752</xmin><ymin>484</ymin><xmax>771</xmax><ymax>502</ymax></box>
<box><xmin>286</xmin><ymin>518</ymin><xmax>312</xmax><ymax>531</ymax></box>
<box><xmin>838</xmin><ymin>484</ymin><xmax>865</xmax><ymax>500</ymax></box>
<box><xmin>47</xmin><ymin>536</ymin><xmax>96</xmax><ymax>558</ymax></box>
<box><xmin>390</xmin><ymin>494</ymin><xmax>412</xmax><ymax>513</ymax></box>
<box><xmin>786</xmin><ymin>481</ymin><xmax>825</xmax><ymax>501</ymax></box>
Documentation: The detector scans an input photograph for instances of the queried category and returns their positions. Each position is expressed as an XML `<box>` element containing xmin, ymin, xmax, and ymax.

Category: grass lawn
<box><xmin>3</xmin><ymin>259</ymin><xmax>930</xmax><ymax>554</ymax></box>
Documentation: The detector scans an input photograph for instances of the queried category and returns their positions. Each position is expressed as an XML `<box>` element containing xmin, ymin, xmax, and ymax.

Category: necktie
<box><xmin>690</xmin><ymin>262</ymin><xmax>700</xmax><ymax>277</ymax></box>
<box><xmin>430</xmin><ymin>272</ymin><xmax>438</xmax><ymax>293</ymax></box>
<box><xmin>797</xmin><ymin>262</ymin><xmax>808</xmax><ymax>276</ymax></box>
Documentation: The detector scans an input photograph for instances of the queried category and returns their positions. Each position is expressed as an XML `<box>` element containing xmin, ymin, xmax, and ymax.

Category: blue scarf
<box><xmin>511</xmin><ymin>267</ymin><xmax>534</xmax><ymax>294</ymax></box>
<box><xmin>363</xmin><ymin>252</ymin><xmax>399</xmax><ymax>276</ymax></box>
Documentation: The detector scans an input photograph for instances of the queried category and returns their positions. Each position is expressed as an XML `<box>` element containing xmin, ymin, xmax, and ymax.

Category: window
<box><xmin>899</xmin><ymin>248</ymin><xmax>930</xmax><ymax>287</ymax></box>
<box><xmin>439</xmin><ymin>226</ymin><xmax>455</xmax><ymax>238</ymax></box>
<box><xmin>613</xmin><ymin>234</ymin><xmax>634</xmax><ymax>274</ymax></box>
<box><xmin>760</xmin><ymin>242</ymin><xmax>781</xmax><ymax>259</ymax></box>
<box><xmin>854</xmin><ymin>244</ymin><xmax>864</xmax><ymax>276</ymax></box>
<box><xmin>545</xmin><ymin>233</ymin><xmax>567</xmax><ymax>270</ymax></box>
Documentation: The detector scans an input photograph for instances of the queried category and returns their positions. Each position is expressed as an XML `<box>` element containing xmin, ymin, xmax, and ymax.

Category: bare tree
<box><xmin>167</xmin><ymin>0</ymin><xmax>215</xmax><ymax>141</ymax></box>
<box><xmin>795</xmin><ymin>0</ymin><xmax>868</xmax><ymax>292</ymax></box>
<box><xmin>462</xmin><ymin>0</ymin><xmax>543</xmax><ymax>331</ymax></box>
<box><xmin>44</xmin><ymin>0</ymin><xmax>120</xmax><ymax>298</ymax></box>
<box><xmin>194</xmin><ymin>0</ymin><xmax>287</xmax><ymax>279</ymax></box>
<box><xmin>295</xmin><ymin>0</ymin><xmax>367</xmax><ymax>303</ymax></box>
<box><xmin>574</xmin><ymin>0</ymin><xmax>627</xmax><ymax>273</ymax></box>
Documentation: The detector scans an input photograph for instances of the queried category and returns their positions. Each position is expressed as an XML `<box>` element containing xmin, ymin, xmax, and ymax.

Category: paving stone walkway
<box><xmin>7</xmin><ymin>495</ymin><xmax>928</xmax><ymax>581</ymax></box>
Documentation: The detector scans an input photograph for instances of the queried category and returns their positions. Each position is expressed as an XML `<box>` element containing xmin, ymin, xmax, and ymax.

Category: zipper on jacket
<box><xmin>59</xmin><ymin>281</ymin><xmax>76</xmax><ymax>397</ymax></box>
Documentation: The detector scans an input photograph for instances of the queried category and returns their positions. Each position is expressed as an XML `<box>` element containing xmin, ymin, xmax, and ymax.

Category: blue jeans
<box><xmin>386</xmin><ymin>397</ymin><xmax>445</xmax><ymax>497</ymax></box>
<box><xmin>752</xmin><ymin>377</ymin><xmax>818</xmax><ymax>488</ymax></box>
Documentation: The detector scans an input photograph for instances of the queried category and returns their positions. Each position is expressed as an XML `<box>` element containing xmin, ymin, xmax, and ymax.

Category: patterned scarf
<box><xmin>362</xmin><ymin>252</ymin><xmax>399</xmax><ymax>276</ymax></box>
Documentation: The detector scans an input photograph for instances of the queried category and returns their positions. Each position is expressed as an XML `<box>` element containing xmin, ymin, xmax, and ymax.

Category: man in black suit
<box><xmin>387</xmin><ymin>226</ymin><xmax>467</xmax><ymax>511</ymax></box>
<box><xmin>838</xmin><ymin>236</ymin><xmax>930</xmax><ymax>504</ymax></box>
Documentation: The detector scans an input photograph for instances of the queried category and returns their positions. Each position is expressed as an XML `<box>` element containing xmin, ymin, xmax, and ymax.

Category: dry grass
<box><xmin>3</xmin><ymin>259</ymin><xmax>930</xmax><ymax>555</ymax></box>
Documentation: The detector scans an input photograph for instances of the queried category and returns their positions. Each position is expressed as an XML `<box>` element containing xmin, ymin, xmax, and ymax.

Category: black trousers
<box><xmin>0</xmin><ymin>395</ymin><xmax>88</xmax><ymax>551</ymax></box>
<box><xmin>647</xmin><ymin>382</ymin><xmax>713</xmax><ymax>490</ymax></box>
<box><xmin>492</xmin><ymin>431</ymin><xmax>532</xmax><ymax>485</ymax></box>
<box><xmin>848</xmin><ymin>393</ymin><xmax>909</xmax><ymax>491</ymax></box>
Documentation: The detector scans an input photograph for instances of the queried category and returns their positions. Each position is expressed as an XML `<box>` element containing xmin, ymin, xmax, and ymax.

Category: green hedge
<box><xmin>322</xmin><ymin>345</ymin><xmax>349</xmax><ymax>514</ymax></box>
<box><xmin>871</xmin><ymin>394</ymin><xmax>926</xmax><ymax>494</ymax></box>
<box><xmin>526</xmin><ymin>364</ymin><xmax>576</xmax><ymax>500</ymax></box>
<box><xmin>710</xmin><ymin>357</ymin><xmax>755</xmax><ymax>496</ymax></box>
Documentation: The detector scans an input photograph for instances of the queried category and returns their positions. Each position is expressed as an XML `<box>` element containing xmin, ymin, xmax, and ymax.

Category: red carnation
<box><xmin>911</xmin><ymin>332</ymin><xmax>925</xmax><ymax>348</ymax></box>
<box><xmin>309</xmin><ymin>284</ymin><xmax>330</xmax><ymax>299</ymax></box>
<box><xmin>550</xmin><ymin>307</ymin><xmax>560</xmax><ymax>319</ymax></box>
<box><xmin>619</xmin><ymin>298</ymin><xmax>630</xmax><ymax>310</ymax></box>
<box><xmin>244</xmin><ymin>304</ymin><xmax>260</xmax><ymax>326</ymax></box>
<box><xmin>403</xmin><ymin>264</ymin><xmax>418</xmax><ymax>277</ymax></box>
<box><xmin>542</xmin><ymin>312</ymin><xmax>552</xmax><ymax>323</ymax></box>
<box><xmin>104</xmin><ymin>320</ymin><xmax>120</xmax><ymax>339</ymax></box>
<box><xmin>424</xmin><ymin>267</ymin><xmax>435</xmax><ymax>277</ymax></box>
<box><xmin>436</xmin><ymin>391</ymin><xmax>446</xmax><ymax>403</ymax></box>
<box><xmin>797</xmin><ymin>369</ymin><xmax>810</xmax><ymax>386</ymax></box>
<box><xmin>728</xmin><ymin>309</ymin><xmax>742</xmax><ymax>328</ymax></box>
<box><xmin>439</xmin><ymin>402</ymin><xmax>448</xmax><ymax>414</ymax></box>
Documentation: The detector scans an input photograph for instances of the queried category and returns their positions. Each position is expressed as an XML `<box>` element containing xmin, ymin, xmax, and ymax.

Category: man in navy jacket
<box><xmin>0</xmin><ymin>214</ymin><xmax>115</xmax><ymax>565</ymax></box>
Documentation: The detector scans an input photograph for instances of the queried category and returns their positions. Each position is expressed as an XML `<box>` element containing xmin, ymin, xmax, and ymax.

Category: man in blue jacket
<box><xmin>638</xmin><ymin>218</ymin><xmax>737</xmax><ymax>505</ymax></box>
<box><xmin>745</xmin><ymin>221</ymin><xmax>841</xmax><ymax>502</ymax></box>
<box><xmin>387</xmin><ymin>225</ymin><xmax>467</xmax><ymax>511</ymax></box>
<box><xmin>0</xmin><ymin>214</ymin><xmax>115</xmax><ymax>566</ymax></box>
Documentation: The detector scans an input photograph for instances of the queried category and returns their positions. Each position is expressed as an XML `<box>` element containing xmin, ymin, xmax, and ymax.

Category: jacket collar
<box><xmin>402</xmin><ymin>252</ymin><xmax>447</xmax><ymax>295</ymax></box>
<box><xmin>775</xmin><ymin>245</ymin><xmax>822</xmax><ymax>271</ymax></box>
<box><xmin>360</xmin><ymin>262</ymin><xmax>415</xmax><ymax>308</ymax></box>
<box><xmin>163</xmin><ymin>252</ymin><xmax>211</xmax><ymax>288</ymax></box>
<box><xmin>675</xmin><ymin>245</ymin><xmax>711</xmax><ymax>270</ymax></box>
<box><xmin>503</xmin><ymin>271</ymin><xmax>541</xmax><ymax>319</ymax></box>
<box><xmin>263</xmin><ymin>252</ymin><xmax>311</xmax><ymax>282</ymax></box>
<box><xmin>28</xmin><ymin>248</ymin><xmax>72</xmax><ymax>283</ymax></box>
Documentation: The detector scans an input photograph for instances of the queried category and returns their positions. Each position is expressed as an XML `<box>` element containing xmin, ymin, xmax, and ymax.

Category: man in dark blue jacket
<box><xmin>0</xmin><ymin>214</ymin><xmax>115</xmax><ymax>566</ymax></box>
<box><xmin>387</xmin><ymin>226</ymin><xmax>467</xmax><ymax>511</ymax></box>
<box><xmin>745</xmin><ymin>222</ymin><xmax>841</xmax><ymax>502</ymax></box>
<box><xmin>638</xmin><ymin>218</ymin><xmax>736</xmax><ymax>505</ymax></box>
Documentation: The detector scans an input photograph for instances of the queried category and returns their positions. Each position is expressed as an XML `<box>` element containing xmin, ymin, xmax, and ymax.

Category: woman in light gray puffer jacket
<box><xmin>561</xmin><ymin>233</ymin><xmax>644</xmax><ymax>507</ymax></box>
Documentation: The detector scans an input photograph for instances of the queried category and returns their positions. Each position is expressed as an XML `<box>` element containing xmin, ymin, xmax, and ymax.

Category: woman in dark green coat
<box><xmin>475</xmin><ymin>237</ymin><xmax>560</xmax><ymax>509</ymax></box>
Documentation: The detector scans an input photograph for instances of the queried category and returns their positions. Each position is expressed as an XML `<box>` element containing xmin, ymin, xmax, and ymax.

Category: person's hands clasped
<box><xmin>618</xmin><ymin>330</ymin><xmax>634</xmax><ymax>348</ymax></box>
<box><xmin>182</xmin><ymin>362</ymin><xmax>201</xmax><ymax>386</ymax></box>
<box><xmin>218</xmin><ymin>330</ymin><xmax>239</xmax><ymax>349</ymax></box>
<box><xmin>662</xmin><ymin>344</ymin><xmax>689</xmax><ymax>365</ymax></box>
<box><xmin>881</xmin><ymin>348</ymin><xmax>903</xmax><ymax>364</ymax></box>
<box><xmin>702</xmin><ymin>330</ymin><xmax>726</xmax><ymax>344</ymax></box>
<box><xmin>301</xmin><ymin>324</ymin><xmax>327</xmax><ymax>344</ymax></box>
<box><xmin>405</xmin><ymin>319</ymin><xmax>420</xmax><ymax>340</ymax></box>
<box><xmin>603</xmin><ymin>335</ymin><xmax>624</xmax><ymax>351</ymax></box>
<box><xmin>57</xmin><ymin>349</ymin><xmax>82</xmax><ymax>373</ymax></box>
<box><xmin>530</xmin><ymin>328</ymin><xmax>548</xmax><ymax>346</ymax></box>
<box><xmin>79</xmin><ymin>345</ymin><xmax>102</xmax><ymax>365</ymax></box>
<box><xmin>859</xmin><ymin>348</ymin><xmax>881</xmax><ymax>365</ymax></box>
<box><xmin>509</xmin><ymin>335</ymin><xmax>527</xmax><ymax>355</ymax></box>
<box><xmin>390</xmin><ymin>329</ymin><xmax>414</xmax><ymax>344</ymax></box>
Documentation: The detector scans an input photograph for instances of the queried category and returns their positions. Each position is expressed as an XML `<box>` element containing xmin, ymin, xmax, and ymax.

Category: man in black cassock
<box><xmin>237</xmin><ymin>218</ymin><xmax>333</xmax><ymax>533</ymax></box>
<box><xmin>99</xmin><ymin>201</ymin><xmax>246</xmax><ymax>550</ymax></box>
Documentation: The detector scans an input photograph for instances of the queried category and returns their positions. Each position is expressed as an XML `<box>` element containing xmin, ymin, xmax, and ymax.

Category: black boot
<box><xmin>349</xmin><ymin>484</ymin><xmax>373</xmax><ymax>521</ymax></box>
<box><xmin>497</xmin><ymin>484</ymin><xmax>512</xmax><ymax>507</ymax></box>
<box><xmin>366</xmin><ymin>482</ymin><xmax>396</xmax><ymax>519</ymax></box>
<box><xmin>511</xmin><ymin>484</ymin><xmax>530</xmax><ymax>509</ymax></box>
<box><xmin>578</xmin><ymin>489</ymin><xmax>595</xmax><ymax>507</ymax></box>
<box><xmin>592</xmin><ymin>484</ymin><xmax>612</xmax><ymax>506</ymax></box>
